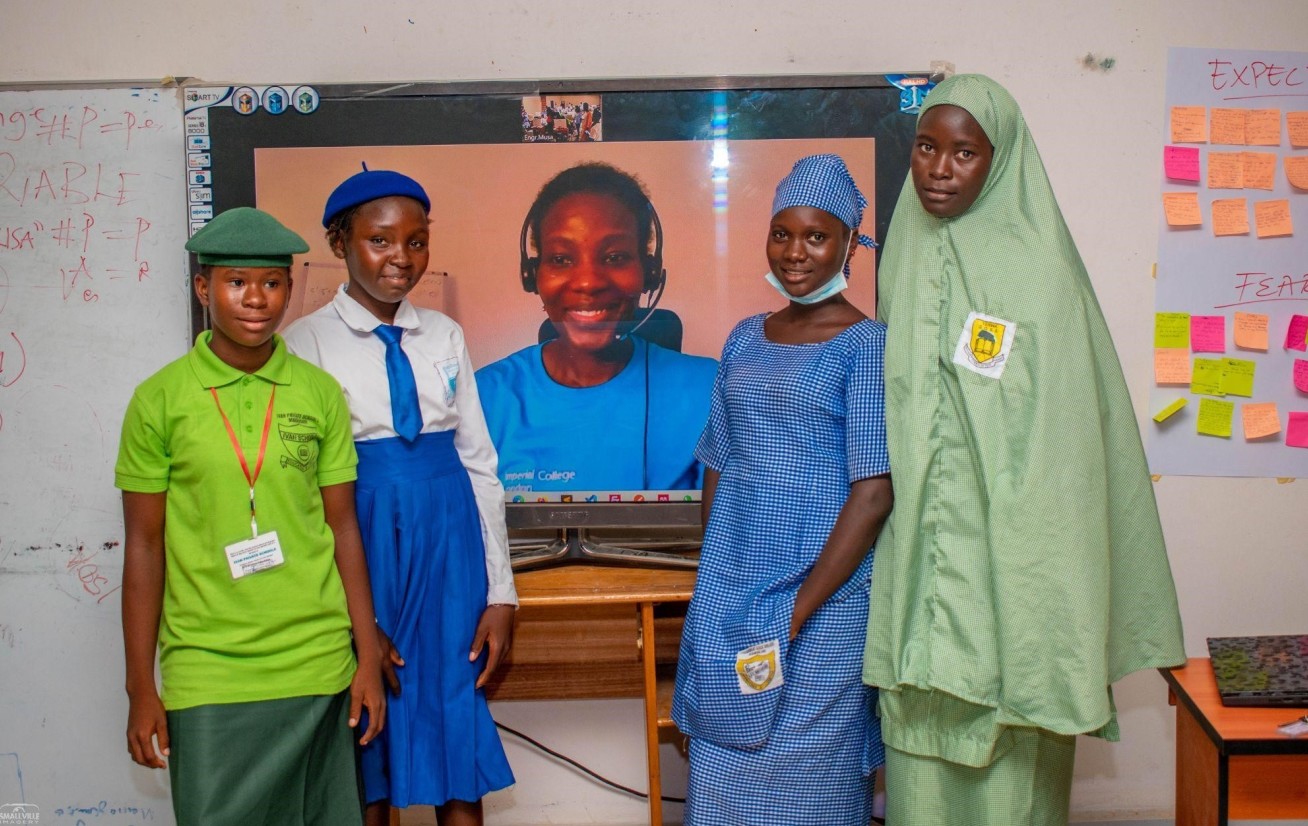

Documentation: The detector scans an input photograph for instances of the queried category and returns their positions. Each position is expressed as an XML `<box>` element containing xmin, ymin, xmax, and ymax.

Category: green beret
<box><xmin>186</xmin><ymin>207</ymin><xmax>310</xmax><ymax>267</ymax></box>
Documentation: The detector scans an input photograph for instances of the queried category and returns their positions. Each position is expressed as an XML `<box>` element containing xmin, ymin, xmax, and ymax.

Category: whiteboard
<box><xmin>0</xmin><ymin>87</ymin><xmax>188</xmax><ymax>824</ymax></box>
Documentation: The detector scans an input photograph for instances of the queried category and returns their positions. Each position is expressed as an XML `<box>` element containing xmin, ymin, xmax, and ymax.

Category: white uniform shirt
<box><xmin>284</xmin><ymin>285</ymin><xmax>517</xmax><ymax>606</ymax></box>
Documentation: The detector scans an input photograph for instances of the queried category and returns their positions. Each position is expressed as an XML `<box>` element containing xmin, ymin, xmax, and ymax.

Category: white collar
<box><xmin>330</xmin><ymin>283</ymin><xmax>421</xmax><ymax>333</ymax></box>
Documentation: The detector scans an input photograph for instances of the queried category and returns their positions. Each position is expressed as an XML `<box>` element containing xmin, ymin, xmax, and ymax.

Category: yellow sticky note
<box><xmin>1153</xmin><ymin>398</ymin><xmax>1188</xmax><ymax>423</ymax></box>
<box><xmin>1155</xmin><ymin>348</ymin><xmax>1192</xmax><ymax>384</ymax></box>
<box><xmin>1241</xmin><ymin>152</ymin><xmax>1277</xmax><ymax>191</ymax></box>
<box><xmin>1254</xmin><ymin>199</ymin><xmax>1293</xmax><ymax>239</ymax></box>
<box><xmin>1286</xmin><ymin>156</ymin><xmax>1308</xmax><ymax>190</ymax></box>
<box><xmin>1211</xmin><ymin>198</ymin><xmax>1250</xmax><ymax>236</ymax></box>
<box><xmin>1288</xmin><ymin>111</ymin><xmax>1308</xmax><ymax>148</ymax></box>
<box><xmin>1246</xmin><ymin>109</ymin><xmax>1282</xmax><ymax>146</ymax></box>
<box><xmin>1191</xmin><ymin>358</ymin><xmax>1226</xmax><ymax>395</ymax></box>
<box><xmin>1234</xmin><ymin>312</ymin><xmax>1269</xmax><ymax>351</ymax></box>
<box><xmin>1197</xmin><ymin>398</ymin><xmax>1235</xmax><ymax>438</ymax></box>
<box><xmin>1154</xmin><ymin>312</ymin><xmax>1191</xmax><ymax>348</ymax></box>
<box><xmin>1242</xmin><ymin>402</ymin><xmax>1281</xmax><ymax>440</ymax></box>
<box><xmin>1171</xmin><ymin>106</ymin><xmax>1208</xmax><ymax>143</ymax></box>
<box><xmin>1162</xmin><ymin>192</ymin><xmax>1202</xmax><ymax>227</ymax></box>
<box><xmin>1210</xmin><ymin>108</ymin><xmax>1247</xmax><ymax>145</ymax></box>
<box><xmin>1220</xmin><ymin>358</ymin><xmax>1256</xmax><ymax>397</ymax></box>
<box><xmin>1207</xmin><ymin>152</ymin><xmax>1244</xmax><ymax>189</ymax></box>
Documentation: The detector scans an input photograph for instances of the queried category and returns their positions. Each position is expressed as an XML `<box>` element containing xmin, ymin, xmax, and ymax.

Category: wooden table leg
<box><xmin>640</xmin><ymin>601</ymin><xmax>663</xmax><ymax>826</ymax></box>
<box><xmin>1175</xmin><ymin>695</ymin><xmax>1224</xmax><ymax>826</ymax></box>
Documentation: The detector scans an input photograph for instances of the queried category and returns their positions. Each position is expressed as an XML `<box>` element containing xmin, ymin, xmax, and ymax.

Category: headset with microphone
<box><xmin>518</xmin><ymin>183</ymin><xmax>669</xmax><ymax>489</ymax></box>
<box><xmin>519</xmin><ymin>194</ymin><xmax>667</xmax><ymax>341</ymax></box>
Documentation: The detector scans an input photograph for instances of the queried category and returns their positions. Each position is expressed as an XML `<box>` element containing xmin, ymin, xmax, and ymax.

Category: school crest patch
<box><xmin>735</xmin><ymin>639</ymin><xmax>784</xmax><ymax>695</ymax></box>
<box><xmin>277</xmin><ymin>417</ymin><xmax>319</xmax><ymax>472</ymax></box>
<box><xmin>953</xmin><ymin>311</ymin><xmax>1017</xmax><ymax>379</ymax></box>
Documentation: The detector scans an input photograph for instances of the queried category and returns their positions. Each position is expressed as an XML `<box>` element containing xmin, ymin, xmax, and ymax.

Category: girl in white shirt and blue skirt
<box><xmin>284</xmin><ymin>167</ymin><xmax>516</xmax><ymax>826</ymax></box>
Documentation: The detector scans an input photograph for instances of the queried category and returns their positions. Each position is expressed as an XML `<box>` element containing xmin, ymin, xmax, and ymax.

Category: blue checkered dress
<box><xmin>672</xmin><ymin>314</ymin><xmax>888</xmax><ymax>825</ymax></box>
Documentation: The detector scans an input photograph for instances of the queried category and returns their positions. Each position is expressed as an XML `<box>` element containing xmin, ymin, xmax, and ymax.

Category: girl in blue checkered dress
<box><xmin>671</xmin><ymin>154</ymin><xmax>893</xmax><ymax>825</ymax></box>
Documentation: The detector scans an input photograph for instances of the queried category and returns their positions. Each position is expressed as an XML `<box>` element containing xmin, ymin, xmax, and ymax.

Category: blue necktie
<box><xmin>373</xmin><ymin>324</ymin><xmax>422</xmax><ymax>442</ymax></box>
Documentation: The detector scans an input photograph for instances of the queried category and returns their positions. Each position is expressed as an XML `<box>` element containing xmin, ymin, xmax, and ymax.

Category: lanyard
<box><xmin>211</xmin><ymin>384</ymin><xmax>276</xmax><ymax>538</ymax></box>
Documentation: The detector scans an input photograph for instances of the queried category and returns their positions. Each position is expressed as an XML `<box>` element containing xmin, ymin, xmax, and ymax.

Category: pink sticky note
<box><xmin>1286</xmin><ymin>315</ymin><xmax>1308</xmax><ymax>351</ymax></box>
<box><xmin>1295</xmin><ymin>359</ymin><xmax>1308</xmax><ymax>393</ymax></box>
<box><xmin>1287</xmin><ymin>412</ymin><xmax>1308</xmax><ymax>448</ymax></box>
<box><xmin>1164</xmin><ymin>146</ymin><xmax>1201</xmax><ymax>182</ymax></box>
<box><xmin>1190</xmin><ymin>315</ymin><xmax>1226</xmax><ymax>353</ymax></box>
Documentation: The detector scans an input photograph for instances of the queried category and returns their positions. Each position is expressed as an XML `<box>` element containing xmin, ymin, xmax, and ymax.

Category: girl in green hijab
<box><xmin>863</xmin><ymin>74</ymin><xmax>1185</xmax><ymax>825</ymax></box>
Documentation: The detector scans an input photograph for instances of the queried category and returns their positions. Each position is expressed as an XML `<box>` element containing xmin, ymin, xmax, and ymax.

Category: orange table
<box><xmin>484</xmin><ymin>565</ymin><xmax>696</xmax><ymax>826</ymax></box>
<box><xmin>1162</xmin><ymin>658</ymin><xmax>1308</xmax><ymax>825</ymax></box>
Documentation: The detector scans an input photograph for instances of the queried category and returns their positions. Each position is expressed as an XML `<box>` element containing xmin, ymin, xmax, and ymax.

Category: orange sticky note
<box><xmin>1233</xmin><ymin>312</ymin><xmax>1269</xmax><ymax>351</ymax></box>
<box><xmin>1242</xmin><ymin>152</ymin><xmax>1277</xmax><ymax>190</ymax></box>
<box><xmin>1246</xmin><ymin>109</ymin><xmax>1282</xmax><ymax>146</ymax></box>
<box><xmin>1207</xmin><ymin>152</ymin><xmax>1244</xmax><ymax>189</ymax></box>
<box><xmin>1242</xmin><ymin>402</ymin><xmax>1281</xmax><ymax>440</ymax></box>
<box><xmin>1154</xmin><ymin>348</ymin><xmax>1192</xmax><ymax>384</ymax></box>
<box><xmin>1254</xmin><ymin>199</ymin><xmax>1293</xmax><ymax>239</ymax></box>
<box><xmin>1212</xmin><ymin>198</ymin><xmax>1249</xmax><ymax>236</ymax></box>
<box><xmin>1171</xmin><ymin>106</ymin><xmax>1207</xmax><ymax>143</ymax></box>
<box><xmin>1162</xmin><ymin>192</ymin><xmax>1202</xmax><ymax>227</ymax></box>
<box><xmin>1210</xmin><ymin>108</ymin><xmax>1247</xmax><ymax>145</ymax></box>
<box><xmin>1286</xmin><ymin>156</ymin><xmax>1308</xmax><ymax>190</ymax></box>
<box><xmin>1287</xmin><ymin>111</ymin><xmax>1308</xmax><ymax>148</ymax></box>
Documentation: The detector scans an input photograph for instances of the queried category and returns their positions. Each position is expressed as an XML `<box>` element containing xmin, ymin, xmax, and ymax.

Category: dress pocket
<box><xmin>677</xmin><ymin>589</ymin><xmax>797</xmax><ymax>748</ymax></box>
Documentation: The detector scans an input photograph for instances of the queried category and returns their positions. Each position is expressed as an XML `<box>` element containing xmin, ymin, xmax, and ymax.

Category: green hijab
<box><xmin>864</xmin><ymin>75</ymin><xmax>1184</xmax><ymax>765</ymax></box>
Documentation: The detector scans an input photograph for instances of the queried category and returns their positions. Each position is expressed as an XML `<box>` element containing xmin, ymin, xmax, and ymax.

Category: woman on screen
<box><xmin>475</xmin><ymin>163</ymin><xmax>717</xmax><ymax>493</ymax></box>
<box><xmin>671</xmin><ymin>154</ymin><xmax>892</xmax><ymax>824</ymax></box>
<box><xmin>861</xmin><ymin>74</ymin><xmax>1184</xmax><ymax>826</ymax></box>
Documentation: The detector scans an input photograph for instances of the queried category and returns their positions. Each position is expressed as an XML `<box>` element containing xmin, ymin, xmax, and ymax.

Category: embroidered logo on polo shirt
<box><xmin>735</xmin><ymin>640</ymin><xmax>784</xmax><ymax>695</ymax></box>
<box><xmin>276</xmin><ymin>412</ymin><xmax>320</xmax><ymax>472</ymax></box>
<box><xmin>953</xmin><ymin>311</ymin><xmax>1017</xmax><ymax>379</ymax></box>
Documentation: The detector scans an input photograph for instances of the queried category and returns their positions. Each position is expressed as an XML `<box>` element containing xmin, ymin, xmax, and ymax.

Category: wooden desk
<box><xmin>484</xmin><ymin>564</ymin><xmax>696</xmax><ymax>826</ymax></box>
<box><xmin>1162</xmin><ymin>658</ymin><xmax>1308</xmax><ymax>825</ymax></box>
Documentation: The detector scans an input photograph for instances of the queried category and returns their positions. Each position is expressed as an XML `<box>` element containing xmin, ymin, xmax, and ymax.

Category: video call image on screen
<box><xmin>254</xmin><ymin>138</ymin><xmax>877</xmax><ymax>503</ymax></box>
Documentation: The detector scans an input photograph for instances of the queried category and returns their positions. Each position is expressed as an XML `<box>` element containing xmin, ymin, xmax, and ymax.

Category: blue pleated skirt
<box><xmin>354</xmin><ymin>431</ymin><xmax>514</xmax><ymax>807</ymax></box>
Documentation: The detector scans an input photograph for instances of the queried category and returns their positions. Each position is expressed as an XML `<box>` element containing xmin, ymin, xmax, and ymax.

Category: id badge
<box><xmin>735</xmin><ymin>639</ymin><xmax>785</xmax><ymax>695</ymax></box>
<box><xmin>224</xmin><ymin>530</ymin><xmax>285</xmax><ymax>579</ymax></box>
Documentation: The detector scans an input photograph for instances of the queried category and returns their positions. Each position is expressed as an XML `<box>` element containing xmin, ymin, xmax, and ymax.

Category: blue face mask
<box><xmin>764</xmin><ymin>270</ymin><xmax>849</xmax><ymax>305</ymax></box>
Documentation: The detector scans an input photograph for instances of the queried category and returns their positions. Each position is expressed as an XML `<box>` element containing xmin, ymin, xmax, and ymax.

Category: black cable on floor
<box><xmin>495</xmin><ymin>721</ymin><xmax>687</xmax><ymax>805</ymax></box>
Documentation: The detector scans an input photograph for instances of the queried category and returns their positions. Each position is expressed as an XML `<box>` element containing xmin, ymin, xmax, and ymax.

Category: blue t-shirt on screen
<box><xmin>475</xmin><ymin>339</ymin><xmax>718</xmax><ymax>492</ymax></box>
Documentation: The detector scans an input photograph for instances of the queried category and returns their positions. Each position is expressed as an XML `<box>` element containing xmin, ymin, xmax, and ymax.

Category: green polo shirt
<box><xmin>116</xmin><ymin>333</ymin><xmax>359</xmax><ymax>710</ymax></box>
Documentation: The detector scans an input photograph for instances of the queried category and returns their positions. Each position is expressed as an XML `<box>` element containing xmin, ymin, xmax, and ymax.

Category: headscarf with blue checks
<box><xmin>771</xmin><ymin>154</ymin><xmax>877</xmax><ymax>274</ymax></box>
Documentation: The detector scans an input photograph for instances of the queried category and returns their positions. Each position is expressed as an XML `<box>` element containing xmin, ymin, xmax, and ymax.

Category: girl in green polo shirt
<box><xmin>116</xmin><ymin>207</ymin><xmax>385</xmax><ymax>826</ymax></box>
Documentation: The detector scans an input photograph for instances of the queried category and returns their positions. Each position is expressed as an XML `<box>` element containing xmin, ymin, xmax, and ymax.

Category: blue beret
<box><xmin>185</xmin><ymin>207</ymin><xmax>309</xmax><ymax>267</ymax></box>
<box><xmin>322</xmin><ymin>167</ymin><xmax>431</xmax><ymax>228</ymax></box>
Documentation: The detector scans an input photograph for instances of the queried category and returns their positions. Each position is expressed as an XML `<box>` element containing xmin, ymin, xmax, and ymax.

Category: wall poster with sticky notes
<box><xmin>1149</xmin><ymin>47</ymin><xmax>1308</xmax><ymax>476</ymax></box>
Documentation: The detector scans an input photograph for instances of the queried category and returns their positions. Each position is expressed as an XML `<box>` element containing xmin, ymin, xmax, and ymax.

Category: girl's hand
<box><xmin>470</xmin><ymin>604</ymin><xmax>516</xmax><ymax>689</ymax></box>
<box><xmin>349</xmin><ymin>660</ymin><xmax>386</xmax><ymax>746</ymax></box>
<box><xmin>376</xmin><ymin>625</ymin><xmax>405</xmax><ymax>697</ymax></box>
<box><xmin>126</xmin><ymin>689</ymin><xmax>169</xmax><ymax>769</ymax></box>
